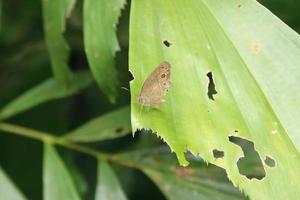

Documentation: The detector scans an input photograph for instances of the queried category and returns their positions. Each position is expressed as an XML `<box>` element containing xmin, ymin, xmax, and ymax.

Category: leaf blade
<box><xmin>42</xmin><ymin>0</ymin><xmax>75</xmax><ymax>86</ymax></box>
<box><xmin>83</xmin><ymin>0</ymin><xmax>126</xmax><ymax>102</ymax></box>
<box><xmin>115</xmin><ymin>147</ymin><xmax>245</xmax><ymax>200</ymax></box>
<box><xmin>0</xmin><ymin>71</ymin><xmax>93</xmax><ymax>120</ymax></box>
<box><xmin>203</xmin><ymin>0</ymin><xmax>300</xmax><ymax>151</ymax></box>
<box><xmin>64</xmin><ymin>106</ymin><xmax>131</xmax><ymax>142</ymax></box>
<box><xmin>43</xmin><ymin>144</ymin><xmax>80</xmax><ymax>200</ymax></box>
<box><xmin>129</xmin><ymin>0</ymin><xmax>300</xmax><ymax>199</ymax></box>
<box><xmin>0</xmin><ymin>166</ymin><xmax>27</xmax><ymax>200</ymax></box>
<box><xmin>96</xmin><ymin>160</ymin><xmax>127</xmax><ymax>200</ymax></box>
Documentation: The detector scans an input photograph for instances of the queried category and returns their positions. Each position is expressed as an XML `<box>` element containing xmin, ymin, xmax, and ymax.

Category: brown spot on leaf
<box><xmin>172</xmin><ymin>166</ymin><xmax>196</xmax><ymax>178</ymax></box>
<box><xmin>251</xmin><ymin>42</ymin><xmax>261</xmax><ymax>54</ymax></box>
<box><xmin>94</xmin><ymin>51</ymin><xmax>100</xmax><ymax>58</ymax></box>
<box><xmin>163</xmin><ymin>184</ymin><xmax>171</xmax><ymax>192</ymax></box>
<box><xmin>150</xmin><ymin>156</ymin><xmax>165</xmax><ymax>166</ymax></box>
<box><xmin>115</xmin><ymin>127</ymin><xmax>124</xmax><ymax>134</ymax></box>
<box><xmin>151</xmin><ymin>172</ymin><xmax>161</xmax><ymax>182</ymax></box>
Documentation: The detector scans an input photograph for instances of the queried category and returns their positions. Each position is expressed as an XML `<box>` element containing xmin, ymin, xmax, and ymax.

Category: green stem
<box><xmin>0</xmin><ymin>122</ymin><xmax>133</xmax><ymax>167</ymax></box>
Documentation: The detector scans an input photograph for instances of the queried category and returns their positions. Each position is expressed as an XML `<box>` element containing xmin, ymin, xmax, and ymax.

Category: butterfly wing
<box><xmin>138</xmin><ymin>61</ymin><xmax>171</xmax><ymax>107</ymax></box>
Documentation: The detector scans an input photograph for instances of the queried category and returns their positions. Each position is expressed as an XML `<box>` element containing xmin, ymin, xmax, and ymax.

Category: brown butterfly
<box><xmin>137</xmin><ymin>61</ymin><xmax>171</xmax><ymax>107</ymax></box>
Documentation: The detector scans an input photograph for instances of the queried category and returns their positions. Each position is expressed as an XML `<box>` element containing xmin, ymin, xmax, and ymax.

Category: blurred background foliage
<box><xmin>0</xmin><ymin>0</ymin><xmax>299</xmax><ymax>199</ymax></box>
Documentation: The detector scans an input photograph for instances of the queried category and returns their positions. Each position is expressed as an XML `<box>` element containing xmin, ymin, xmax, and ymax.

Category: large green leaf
<box><xmin>114</xmin><ymin>147</ymin><xmax>245</xmax><ymax>200</ymax></box>
<box><xmin>64</xmin><ymin>106</ymin><xmax>130</xmax><ymax>142</ymax></box>
<box><xmin>95</xmin><ymin>160</ymin><xmax>127</xmax><ymax>200</ymax></box>
<box><xmin>84</xmin><ymin>0</ymin><xmax>126</xmax><ymax>102</ymax></box>
<box><xmin>0</xmin><ymin>71</ymin><xmax>93</xmax><ymax>120</ymax></box>
<box><xmin>129</xmin><ymin>0</ymin><xmax>300</xmax><ymax>199</ymax></box>
<box><xmin>43</xmin><ymin>144</ymin><xmax>80</xmax><ymax>200</ymax></box>
<box><xmin>42</xmin><ymin>0</ymin><xmax>75</xmax><ymax>86</ymax></box>
<box><xmin>0</xmin><ymin>166</ymin><xmax>27</xmax><ymax>200</ymax></box>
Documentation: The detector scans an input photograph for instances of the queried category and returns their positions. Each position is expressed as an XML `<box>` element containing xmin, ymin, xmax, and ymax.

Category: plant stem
<box><xmin>0</xmin><ymin>122</ymin><xmax>123</xmax><ymax>164</ymax></box>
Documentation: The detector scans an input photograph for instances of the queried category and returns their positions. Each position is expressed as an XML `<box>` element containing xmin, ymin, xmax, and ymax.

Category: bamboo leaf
<box><xmin>129</xmin><ymin>0</ymin><xmax>300</xmax><ymax>199</ymax></box>
<box><xmin>43</xmin><ymin>144</ymin><xmax>80</xmax><ymax>200</ymax></box>
<box><xmin>64</xmin><ymin>106</ymin><xmax>131</xmax><ymax>142</ymax></box>
<box><xmin>95</xmin><ymin>160</ymin><xmax>127</xmax><ymax>200</ymax></box>
<box><xmin>0</xmin><ymin>166</ymin><xmax>27</xmax><ymax>200</ymax></box>
<box><xmin>0</xmin><ymin>71</ymin><xmax>93</xmax><ymax>120</ymax></box>
<box><xmin>115</xmin><ymin>147</ymin><xmax>245</xmax><ymax>200</ymax></box>
<box><xmin>42</xmin><ymin>0</ymin><xmax>76</xmax><ymax>86</ymax></box>
<box><xmin>84</xmin><ymin>0</ymin><xmax>126</xmax><ymax>102</ymax></box>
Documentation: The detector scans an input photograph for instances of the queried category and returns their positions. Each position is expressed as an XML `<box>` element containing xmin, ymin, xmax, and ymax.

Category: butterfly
<box><xmin>137</xmin><ymin>61</ymin><xmax>171</xmax><ymax>108</ymax></box>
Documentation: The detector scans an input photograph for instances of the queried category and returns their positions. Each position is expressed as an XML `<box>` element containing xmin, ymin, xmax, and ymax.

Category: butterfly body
<box><xmin>137</xmin><ymin>61</ymin><xmax>171</xmax><ymax>108</ymax></box>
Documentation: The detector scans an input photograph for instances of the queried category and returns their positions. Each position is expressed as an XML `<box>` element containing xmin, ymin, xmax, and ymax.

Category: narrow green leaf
<box><xmin>115</xmin><ymin>147</ymin><xmax>245</xmax><ymax>200</ymax></box>
<box><xmin>96</xmin><ymin>160</ymin><xmax>127</xmax><ymax>200</ymax></box>
<box><xmin>0</xmin><ymin>71</ymin><xmax>93</xmax><ymax>120</ymax></box>
<box><xmin>42</xmin><ymin>0</ymin><xmax>76</xmax><ymax>86</ymax></box>
<box><xmin>129</xmin><ymin>0</ymin><xmax>300</xmax><ymax>199</ymax></box>
<box><xmin>84</xmin><ymin>0</ymin><xmax>126</xmax><ymax>102</ymax></box>
<box><xmin>43</xmin><ymin>144</ymin><xmax>80</xmax><ymax>200</ymax></box>
<box><xmin>0</xmin><ymin>166</ymin><xmax>27</xmax><ymax>200</ymax></box>
<box><xmin>64</xmin><ymin>106</ymin><xmax>130</xmax><ymax>142</ymax></box>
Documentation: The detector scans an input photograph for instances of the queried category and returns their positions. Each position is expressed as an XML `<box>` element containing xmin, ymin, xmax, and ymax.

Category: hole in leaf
<box><xmin>264</xmin><ymin>156</ymin><xmax>276</xmax><ymax>168</ymax></box>
<box><xmin>206</xmin><ymin>72</ymin><xmax>218</xmax><ymax>100</ymax></box>
<box><xmin>128</xmin><ymin>70</ymin><xmax>135</xmax><ymax>81</ymax></box>
<box><xmin>163</xmin><ymin>40</ymin><xmax>172</xmax><ymax>47</ymax></box>
<box><xmin>229</xmin><ymin>136</ymin><xmax>266</xmax><ymax>180</ymax></box>
<box><xmin>213</xmin><ymin>149</ymin><xmax>224</xmax><ymax>159</ymax></box>
<box><xmin>115</xmin><ymin>127</ymin><xmax>124</xmax><ymax>134</ymax></box>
